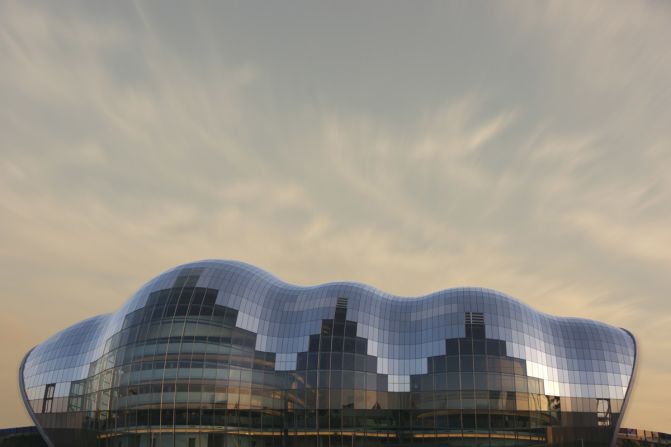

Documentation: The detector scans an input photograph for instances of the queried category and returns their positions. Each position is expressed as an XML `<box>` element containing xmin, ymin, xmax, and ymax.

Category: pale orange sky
<box><xmin>1</xmin><ymin>0</ymin><xmax>670</xmax><ymax>432</ymax></box>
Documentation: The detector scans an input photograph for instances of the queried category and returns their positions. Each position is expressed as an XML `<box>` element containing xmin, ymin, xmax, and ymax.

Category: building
<box><xmin>20</xmin><ymin>260</ymin><xmax>637</xmax><ymax>447</ymax></box>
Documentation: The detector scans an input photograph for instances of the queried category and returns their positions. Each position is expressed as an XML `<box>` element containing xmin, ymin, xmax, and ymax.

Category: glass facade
<box><xmin>20</xmin><ymin>260</ymin><xmax>637</xmax><ymax>447</ymax></box>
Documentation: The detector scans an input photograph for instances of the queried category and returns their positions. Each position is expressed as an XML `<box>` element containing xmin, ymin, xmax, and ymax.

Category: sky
<box><xmin>1</xmin><ymin>0</ymin><xmax>670</xmax><ymax>432</ymax></box>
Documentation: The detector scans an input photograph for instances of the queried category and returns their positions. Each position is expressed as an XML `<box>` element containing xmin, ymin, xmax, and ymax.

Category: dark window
<box><xmin>463</xmin><ymin>413</ymin><xmax>476</xmax><ymax>429</ymax></box>
<box><xmin>474</xmin><ymin>355</ymin><xmax>487</xmax><ymax>372</ymax></box>
<box><xmin>486</xmin><ymin>339</ymin><xmax>501</xmax><ymax>356</ymax></box>
<box><xmin>354</xmin><ymin>354</ymin><xmax>365</xmax><ymax>371</ymax></box>
<box><xmin>320</xmin><ymin>335</ymin><xmax>332</xmax><ymax>352</ymax></box>
<box><xmin>331</xmin><ymin>352</ymin><xmax>342</xmax><ymax>369</ymax></box>
<box><xmin>366</xmin><ymin>355</ymin><xmax>377</xmax><ymax>372</ymax></box>
<box><xmin>309</xmin><ymin>335</ymin><xmax>320</xmax><ymax>352</ymax></box>
<box><xmin>335</xmin><ymin>297</ymin><xmax>348</xmax><ymax>321</ymax></box>
<box><xmin>332</xmin><ymin>336</ymin><xmax>343</xmax><ymax>352</ymax></box>
<box><xmin>459</xmin><ymin>338</ymin><xmax>473</xmax><ymax>355</ymax></box>
<box><xmin>446</xmin><ymin>339</ymin><xmax>459</xmax><ymax>356</ymax></box>
<box><xmin>461</xmin><ymin>355</ymin><xmax>474</xmax><ymax>372</ymax></box>
<box><xmin>308</xmin><ymin>353</ymin><xmax>318</xmax><ymax>370</ymax></box>
<box><xmin>433</xmin><ymin>356</ymin><xmax>446</xmax><ymax>373</ymax></box>
<box><xmin>321</xmin><ymin>320</ymin><xmax>333</xmax><ymax>336</ymax></box>
<box><xmin>446</xmin><ymin>356</ymin><xmax>459</xmax><ymax>372</ymax></box>
<box><xmin>355</xmin><ymin>338</ymin><xmax>367</xmax><ymax>354</ymax></box>
<box><xmin>343</xmin><ymin>353</ymin><xmax>355</xmax><ymax>370</ymax></box>
<box><xmin>448</xmin><ymin>413</ymin><xmax>462</xmax><ymax>429</ymax></box>
<box><xmin>462</xmin><ymin>372</ymin><xmax>475</xmax><ymax>389</ymax></box>
<box><xmin>297</xmin><ymin>352</ymin><xmax>307</xmax><ymax>370</ymax></box>
<box><xmin>345</xmin><ymin>321</ymin><xmax>357</xmax><ymax>337</ymax></box>
<box><xmin>435</xmin><ymin>373</ymin><xmax>447</xmax><ymax>390</ymax></box>
<box><xmin>465</xmin><ymin>312</ymin><xmax>485</xmax><ymax>339</ymax></box>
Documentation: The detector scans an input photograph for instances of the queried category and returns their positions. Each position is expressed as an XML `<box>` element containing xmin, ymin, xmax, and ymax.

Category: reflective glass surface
<box><xmin>20</xmin><ymin>260</ymin><xmax>636</xmax><ymax>447</ymax></box>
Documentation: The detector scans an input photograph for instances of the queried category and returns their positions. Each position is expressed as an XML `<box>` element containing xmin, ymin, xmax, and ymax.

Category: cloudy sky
<box><xmin>1</xmin><ymin>0</ymin><xmax>670</xmax><ymax>432</ymax></box>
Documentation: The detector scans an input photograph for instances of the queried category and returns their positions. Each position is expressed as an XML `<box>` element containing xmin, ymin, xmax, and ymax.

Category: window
<box><xmin>42</xmin><ymin>383</ymin><xmax>55</xmax><ymax>413</ymax></box>
<box><xmin>465</xmin><ymin>312</ymin><xmax>485</xmax><ymax>339</ymax></box>
<box><xmin>597</xmin><ymin>398</ymin><xmax>612</xmax><ymax>426</ymax></box>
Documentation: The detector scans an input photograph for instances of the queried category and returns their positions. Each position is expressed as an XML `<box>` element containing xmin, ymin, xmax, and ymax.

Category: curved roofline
<box><xmin>27</xmin><ymin>258</ymin><xmax>630</xmax><ymax>355</ymax></box>
<box><xmin>159</xmin><ymin>259</ymin><xmax>618</xmax><ymax>327</ymax></box>
<box><xmin>169</xmin><ymin>258</ymin><xmax>533</xmax><ymax>303</ymax></box>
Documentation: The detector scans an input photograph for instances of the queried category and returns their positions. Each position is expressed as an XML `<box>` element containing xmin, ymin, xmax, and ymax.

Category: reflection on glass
<box><xmin>20</xmin><ymin>260</ymin><xmax>636</xmax><ymax>447</ymax></box>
